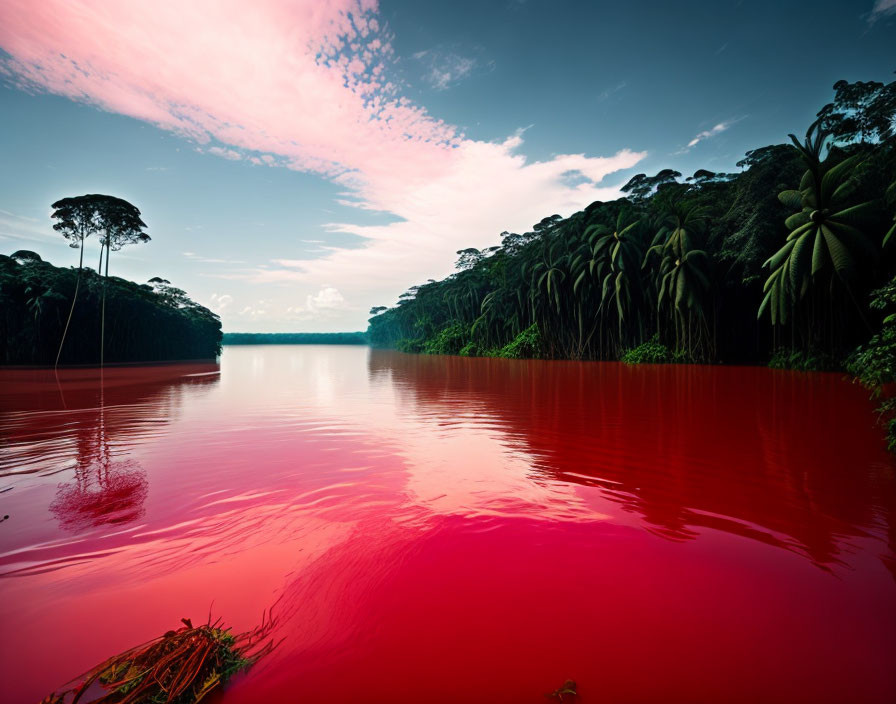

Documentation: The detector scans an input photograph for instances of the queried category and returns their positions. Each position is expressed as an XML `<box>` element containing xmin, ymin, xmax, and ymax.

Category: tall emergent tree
<box><xmin>95</xmin><ymin>197</ymin><xmax>150</xmax><ymax>366</ymax></box>
<box><xmin>52</xmin><ymin>194</ymin><xmax>103</xmax><ymax>367</ymax></box>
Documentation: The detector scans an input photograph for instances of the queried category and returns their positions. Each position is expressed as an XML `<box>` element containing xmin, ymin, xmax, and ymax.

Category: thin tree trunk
<box><xmin>56</xmin><ymin>238</ymin><xmax>84</xmax><ymax>368</ymax></box>
<box><xmin>97</xmin><ymin>240</ymin><xmax>105</xmax><ymax>365</ymax></box>
<box><xmin>101</xmin><ymin>241</ymin><xmax>110</xmax><ymax>367</ymax></box>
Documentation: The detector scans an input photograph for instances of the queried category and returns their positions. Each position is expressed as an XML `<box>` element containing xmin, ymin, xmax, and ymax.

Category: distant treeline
<box><xmin>223</xmin><ymin>332</ymin><xmax>368</xmax><ymax>345</ymax></box>
<box><xmin>0</xmin><ymin>252</ymin><xmax>222</xmax><ymax>365</ymax></box>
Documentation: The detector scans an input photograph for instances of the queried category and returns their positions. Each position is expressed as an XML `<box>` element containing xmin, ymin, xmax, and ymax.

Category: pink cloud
<box><xmin>0</xmin><ymin>0</ymin><xmax>458</xmax><ymax>193</ymax></box>
<box><xmin>0</xmin><ymin>0</ymin><xmax>646</xmax><ymax>329</ymax></box>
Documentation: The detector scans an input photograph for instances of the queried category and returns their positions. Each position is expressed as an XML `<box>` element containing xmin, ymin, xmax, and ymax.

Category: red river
<box><xmin>1</xmin><ymin>345</ymin><xmax>894</xmax><ymax>703</ymax></box>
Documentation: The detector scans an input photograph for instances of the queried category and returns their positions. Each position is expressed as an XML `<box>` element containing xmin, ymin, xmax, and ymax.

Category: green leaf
<box><xmin>884</xmin><ymin>220</ymin><xmax>895</xmax><ymax>249</ymax></box>
<box><xmin>785</xmin><ymin>211</ymin><xmax>811</xmax><ymax>230</ymax></box>
<box><xmin>785</xmin><ymin>221</ymin><xmax>813</xmax><ymax>242</ymax></box>
<box><xmin>827</xmin><ymin>221</ymin><xmax>877</xmax><ymax>260</ymax></box>
<box><xmin>830</xmin><ymin>200</ymin><xmax>875</xmax><ymax>225</ymax></box>
<box><xmin>778</xmin><ymin>189</ymin><xmax>803</xmax><ymax>209</ymax></box>
<box><xmin>675</xmin><ymin>268</ymin><xmax>686</xmax><ymax>310</ymax></box>
<box><xmin>764</xmin><ymin>239</ymin><xmax>797</xmax><ymax>271</ymax></box>
<box><xmin>821</xmin><ymin>224</ymin><xmax>853</xmax><ymax>276</ymax></box>
<box><xmin>810</xmin><ymin>228</ymin><xmax>825</xmax><ymax>276</ymax></box>
<box><xmin>789</xmin><ymin>231</ymin><xmax>811</xmax><ymax>294</ymax></box>
<box><xmin>820</xmin><ymin>154</ymin><xmax>861</xmax><ymax>202</ymax></box>
<box><xmin>799</xmin><ymin>169</ymin><xmax>815</xmax><ymax>194</ymax></box>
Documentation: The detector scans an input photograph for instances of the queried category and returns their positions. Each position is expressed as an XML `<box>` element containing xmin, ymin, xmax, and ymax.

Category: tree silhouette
<box><xmin>96</xmin><ymin>196</ymin><xmax>150</xmax><ymax>366</ymax></box>
<box><xmin>51</xmin><ymin>194</ymin><xmax>103</xmax><ymax>367</ymax></box>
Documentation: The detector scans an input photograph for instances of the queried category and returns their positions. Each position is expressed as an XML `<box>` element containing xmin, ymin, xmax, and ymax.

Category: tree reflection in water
<box><xmin>0</xmin><ymin>363</ymin><xmax>219</xmax><ymax>531</ymax></box>
<box><xmin>50</xmin><ymin>460</ymin><xmax>148</xmax><ymax>531</ymax></box>
<box><xmin>368</xmin><ymin>350</ymin><xmax>896</xmax><ymax>575</ymax></box>
<box><xmin>48</xmin><ymin>370</ymin><xmax>151</xmax><ymax>531</ymax></box>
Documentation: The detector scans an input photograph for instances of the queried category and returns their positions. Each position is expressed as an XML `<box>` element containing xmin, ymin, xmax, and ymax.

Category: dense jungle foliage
<box><xmin>847</xmin><ymin>276</ymin><xmax>896</xmax><ymax>451</ymax></box>
<box><xmin>0</xmin><ymin>251</ymin><xmax>222</xmax><ymax>365</ymax></box>
<box><xmin>368</xmin><ymin>79</ymin><xmax>896</xmax><ymax>374</ymax></box>
<box><xmin>223</xmin><ymin>332</ymin><xmax>367</xmax><ymax>345</ymax></box>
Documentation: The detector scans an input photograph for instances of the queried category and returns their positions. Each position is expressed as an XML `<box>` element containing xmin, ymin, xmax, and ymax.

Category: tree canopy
<box><xmin>367</xmin><ymin>78</ymin><xmax>896</xmax><ymax>369</ymax></box>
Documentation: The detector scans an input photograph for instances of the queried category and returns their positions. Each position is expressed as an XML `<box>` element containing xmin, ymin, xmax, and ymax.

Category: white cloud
<box><xmin>0</xmin><ymin>0</ymin><xmax>647</xmax><ymax>330</ymax></box>
<box><xmin>869</xmin><ymin>0</ymin><xmax>896</xmax><ymax>23</ymax></box>
<box><xmin>307</xmin><ymin>286</ymin><xmax>346</xmax><ymax>310</ymax></box>
<box><xmin>206</xmin><ymin>146</ymin><xmax>243</xmax><ymax>161</ymax></box>
<box><xmin>0</xmin><ymin>209</ymin><xmax>55</xmax><ymax>244</ymax></box>
<box><xmin>675</xmin><ymin>118</ymin><xmax>744</xmax><ymax>154</ymax></box>
<box><xmin>208</xmin><ymin>292</ymin><xmax>233</xmax><ymax>313</ymax></box>
<box><xmin>183</xmin><ymin>251</ymin><xmax>245</xmax><ymax>264</ymax></box>
<box><xmin>687</xmin><ymin>122</ymin><xmax>730</xmax><ymax>148</ymax></box>
<box><xmin>597</xmin><ymin>81</ymin><xmax>627</xmax><ymax>102</ymax></box>
<box><xmin>207</xmin><ymin>133</ymin><xmax>645</xmax><ymax>321</ymax></box>
<box><xmin>420</xmin><ymin>52</ymin><xmax>477</xmax><ymax>91</ymax></box>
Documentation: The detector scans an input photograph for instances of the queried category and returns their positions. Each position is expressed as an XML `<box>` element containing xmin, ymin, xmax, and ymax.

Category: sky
<box><xmin>0</xmin><ymin>0</ymin><xmax>894</xmax><ymax>333</ymax></box>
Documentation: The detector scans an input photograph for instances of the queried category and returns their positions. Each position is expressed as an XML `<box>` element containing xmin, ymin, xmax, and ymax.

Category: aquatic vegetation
<box><xmin>547</xmin><ymin>679</ymin><xmax>578</xmax><ymax>701</ymax></box>
<box><xmin>41</xmin><ymin>615</ymin><xmax>277</xmax><ymax>704</ymax></box>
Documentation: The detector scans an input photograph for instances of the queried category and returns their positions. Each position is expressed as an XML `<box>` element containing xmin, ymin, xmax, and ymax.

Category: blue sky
<box><xmin>1</xmin><ymin>0</ymin><xmax>894</xmax><ymax>331</ymax></box>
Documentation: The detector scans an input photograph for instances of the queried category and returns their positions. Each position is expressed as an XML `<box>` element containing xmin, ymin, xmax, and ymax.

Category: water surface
<box><xmin>1</xmin><ymin>346</ymin><xmax>894</xmax><ymax>703</ymax></box>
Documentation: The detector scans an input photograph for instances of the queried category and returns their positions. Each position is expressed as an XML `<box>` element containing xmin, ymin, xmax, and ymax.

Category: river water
<box><xmin>1</xmin><ymin>345</ymin><xmax>894</xmax><ymax>703</ymax></box>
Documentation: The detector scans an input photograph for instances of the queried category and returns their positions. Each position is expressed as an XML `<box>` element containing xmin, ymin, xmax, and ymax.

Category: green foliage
<box><xmin>0</xmin><ymin>253</ymin><xmax>221</xmax><ymax>365</ymax></box>
<box><xmin>847</xmin><ymin>277</ymin><xmax>896</xmax><ymax>450</ymax></box>
<box><xmin>717</xmin><ymin>144</ymin><xmax>802</xmax><ymax>285</ymax></box>
<box><xmin>423</xmin><ymin>321</ymin><xmax>471</xmax><ymax>355</ymax></box>
<box><xmin>494</xmin><ymin>324</ymin><xmax>543</xmax><ymax>359</ymax></box>
<box><xmin>816</xmin><ymin>79</ymin><xmax>896</xmax><ymax>145</ymax></box>
<box><xmin>847</xmin><ymin>279</ymin><xmax>896</xmax><ymax>389</ymax></box>
<box><xmin>620</xmin><ymin>334</ymin><xmax>680</xmax><ymax>364</ymax></box>
<box><xmin>367</xmin><ymin>78</ymin><xmax>895</xmax><ymax>372</ymax></box>
<box><xmin>759</xmin><ymin>121</ymin><xmax>878</xmax><ymax>331</ymax></box>
<box><xmin>884</xmin><ymin>403</ymin><xmax>896</xmax><ymax>453</ymax></box>
<box><xmin>768</xmin><ymin>348</ymin><xmax>840</xmax><ymax>372</ymax></box>
<box><xmin>396</xmin><ymin>337</ymin><xmax>426</xmax><ymax>353</ymax></box>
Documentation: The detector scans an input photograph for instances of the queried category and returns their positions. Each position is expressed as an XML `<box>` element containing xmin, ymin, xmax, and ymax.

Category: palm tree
<box><xmin>758</xmin><ymin>121</ymin><xmax>877</xmax><ymax>346</ymax></box>
<box><xmin>52</xmin><ymin>195</ymin><xmax>102</xmax><ymax>367</ymax></box>
<box><xmin>655</xmin><ymin>248</ymin><xmax>712</xmax><ymax>357</ymax></box>
<box><xmin>528</xmin><ymin>241</ymin><xmax>571</xmax><ymax>356</ymax></box>
<box><xmin>581</xmin><ymin>209</ymin><xmax>647</xmax><ymax>353</ymax></box>
<box><xmin>645</xmin><ymin>199</ymin><xmax>713</xmax><ymax>359</ymax></box>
